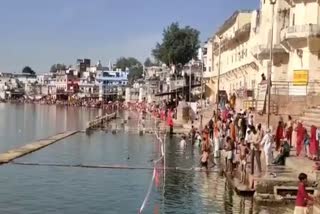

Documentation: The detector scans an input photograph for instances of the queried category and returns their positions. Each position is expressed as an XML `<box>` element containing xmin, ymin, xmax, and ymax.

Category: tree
<box><xmin>50</xmin><ymin>64</ymin><xmax>66</xmax><ymax>73</ymax></box>
<box><xmin>115</xmin><ymin>57</ymin><xmax>142</xmax><ymax>70</ymax></box>
<box><xmin>144</xmin><ymin>57</ymin><xmax>153</xmax><ymax>67</ymax></box>
<box><xmin>22</xmin><ymin>66</ymin><xmax>35</xmax><ymax>75</ymax></box>
<box><xmin>152</xmin><ymin>22</ymin><xmax>200</xmax><ymax>68</ymax></box>
<box><xmin>115</xmin><ymin>57</ymin><xmax>143</xmax><ymax>85</ymax></box>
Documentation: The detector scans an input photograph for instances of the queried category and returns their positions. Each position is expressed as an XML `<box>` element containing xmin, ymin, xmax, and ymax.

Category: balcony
<box><xmin>234</xmin><ymin>23</ymin><xmax>251</xmax><ymax>40</ymax></box>
<box><xmin>213</xmin><ymin>23</ymin><xmax>251</xmax><ymax>52</ymax></box>
<box><xmin>280</xmin><ymin>24</ymin><xmax>320</xmax><ymax>43</ymax></box>
<box><xmin>251</xmin><ymin>44</ymin><xmax>286</xmax><ymax>60</ymax></box>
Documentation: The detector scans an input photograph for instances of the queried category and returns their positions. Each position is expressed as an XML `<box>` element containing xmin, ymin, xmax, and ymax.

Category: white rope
<box><xmin>138</xmin><ymin>125</ymin><xmax>166</xmax><ymax>213</ymax></box>
<box><xmin>138</xmin><ymin>168</ymin><xmax>156</xmax><ymax>213</ymax></box>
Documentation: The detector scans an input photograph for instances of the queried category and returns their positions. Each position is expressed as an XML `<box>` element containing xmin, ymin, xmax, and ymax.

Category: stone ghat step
<box><xmin>304</xmin><ymin>108</ymin><xmax>320</xmax><ymax>114</ymax></box>
<box><xmin>299</xmin><ymin>116</ymin><xmax>320</xmax><ymax>126</ymax></box>
<box><xmin>0</xmin><ymin>131</ymin><xmax>78</xmax><ymax>164</ymax></box>
<box><xmin>303</xmin><ymin>111</ymin><xmax>320</xmax><ymax>118</ymax></box>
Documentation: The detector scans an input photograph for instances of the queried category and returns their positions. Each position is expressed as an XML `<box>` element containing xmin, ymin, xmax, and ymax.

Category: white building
<box><xmin>280</xmin><ymin>0</ymin><xmax>320</xmax><ymax>95</ymax></box>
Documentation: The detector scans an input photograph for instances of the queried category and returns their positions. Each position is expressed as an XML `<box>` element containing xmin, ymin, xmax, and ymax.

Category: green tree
<box><xmin>50</xmin><ymin>64</ymin><xmax>66</xmax><ymax>73</ymax></box>
<box><xmin>144</xmin><ymin>57</ymin><xmax>153</xmax><ymax>67</ymax></box>
<box><xmin>22</xmin><ymin>66</ymin><xmax>35</xmax><ymax>75</ymax></box>
<box><xmin>115</xmin><ymin>57</ymin><xmax>143</xmax><ymax>85</ymax></box>
<box><xmin>152</xmin><ymin>22</ymin><xmax>200</xmax><ymax>68</ymax></box>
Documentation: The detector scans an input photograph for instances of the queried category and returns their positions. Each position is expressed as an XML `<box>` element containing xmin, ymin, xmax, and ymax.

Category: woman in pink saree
<box><xmin>296</xmin><ymin>122</ymin><xmax>305</xmax><ymax>157</ymax></box>
<box><xmin>291</xmin><ymin>120</ymin><xmax>298</xmax><ymax>149</ymax></box>
<box><xmin>309</xmin><ymin>125</ymin><xmax>318</xmax><ymax>160</ymax></box>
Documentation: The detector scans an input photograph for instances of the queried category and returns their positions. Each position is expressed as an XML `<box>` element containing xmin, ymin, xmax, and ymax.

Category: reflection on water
<box><xmin>0</xmin><ymin>103</ymin><xmax>100</xmax><ymax>152</ymax></box>
<box><xmin>0</xmin><ymin>104</ymin><xmax>294</xmax><ymax>213</ymax></box>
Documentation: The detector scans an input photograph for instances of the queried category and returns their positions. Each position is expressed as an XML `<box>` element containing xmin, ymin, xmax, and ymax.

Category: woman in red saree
<box><xmin>296</xmin><ymin>122</ymin><xmax>305</xmax><ymax>157</ymax></box>
<box><xmin>275</xmin><ymin>121</ymin><xmax>284</xmax><ymax>151</ymax></box>
<box><xmin>309</xmin><ymin>125</ymin><xmax>318</xmax><ymax>160</ymax></box>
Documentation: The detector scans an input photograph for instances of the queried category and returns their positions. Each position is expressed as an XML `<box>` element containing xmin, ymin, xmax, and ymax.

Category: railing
<box><xmin>86</xmin><ymin>112</ymin><xmax>117</xmax><ymax>130</ymax></box>
<box><xmin>281</xmin><ymin>24</ymin><xmax>320</xmax><ymax>41</ymax></box>
<box><xmin>271</xmin><ymin>81</ymin><xmax>320</xmax><ymax>96</ymax></box>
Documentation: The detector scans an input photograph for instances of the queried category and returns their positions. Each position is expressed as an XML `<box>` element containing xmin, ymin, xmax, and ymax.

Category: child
<box><xmin>294</xmin><ymin>173</ymin><xmax>314</xmax><ymax>214</ymax></box>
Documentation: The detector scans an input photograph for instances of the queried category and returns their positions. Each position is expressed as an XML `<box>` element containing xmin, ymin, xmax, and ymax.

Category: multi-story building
<box><xmin>208</xmin><ymin>10</ymin><xmax>254</xmax><ymax>109</ymax></box>
<box><xmin>206</xmin><ymin>0</ymin><xmax>294</xmax><ymax>111</ymax></box>
<box><xmin>95</xmin><ymin>69</ymin><xmax>129</xmax><ymax>100</ymax></box>
<box><xmin>280</xmin><ymin>0</ymin><xmax>320</xmax><ymax>94</ymax></box>
<box><xmin>54</xmin><ymin>70</ymin><xmax>79</xmax><ymax>93</ymax></box>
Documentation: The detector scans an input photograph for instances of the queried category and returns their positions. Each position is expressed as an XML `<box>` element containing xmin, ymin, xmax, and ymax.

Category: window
<box><xmin>209</xmin><ymin>67</ymin><xmax>211</xmax><ymax>72</ymax></box>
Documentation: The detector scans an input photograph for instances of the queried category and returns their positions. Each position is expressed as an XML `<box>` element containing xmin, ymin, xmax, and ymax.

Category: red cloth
<box><xmin>310</xmin><ymin>125</ymin><xmax>318</xmax><ymax>157</ymax></box>
<box><xmin>222</xmin><ymin>110</ymin><xmax>228</xmax><ymax>122</ymax></box>
<box><xmin>295</xmin><ymin>182</ymin><xmax>313</xmax><ymax>207</ymax></box>
<box><xmin>167</xmin><ymin>116</ymin><xmax>173</xmax><ymax>127</ymax></box>
<box><xmin>296</xmin><ymin>123</ymin><xmax>305</xmax><ymax>156</ymax></box>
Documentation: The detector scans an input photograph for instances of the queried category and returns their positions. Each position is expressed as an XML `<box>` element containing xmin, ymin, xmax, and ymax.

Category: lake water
<box><xmin>0</xmin><ymin>104</ymin><xmax>294</xmax><ymax>213</ymax></box>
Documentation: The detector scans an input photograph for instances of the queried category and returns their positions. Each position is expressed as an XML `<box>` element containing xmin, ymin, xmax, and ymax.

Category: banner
<box><xmin>293</xmin><ymin>70</ymin><xmax>308</xmax><ymax>86</ymax></box>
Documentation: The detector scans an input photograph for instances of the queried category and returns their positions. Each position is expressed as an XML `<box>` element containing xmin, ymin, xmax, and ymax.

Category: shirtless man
<box><xmin>239</xmin><ymin>137</ymin><xmax>249</xmax><ymax>182</ymax></box>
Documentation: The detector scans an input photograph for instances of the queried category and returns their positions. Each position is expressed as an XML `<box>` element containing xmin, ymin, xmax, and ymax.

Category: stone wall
<box><xmin>271</xmin><ymin>94</ymin><xmax>320</xmax><ymax>115</ymax></box>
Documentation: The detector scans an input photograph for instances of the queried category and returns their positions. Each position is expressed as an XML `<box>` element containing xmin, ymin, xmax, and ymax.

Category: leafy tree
<box><xmin>115</xmin><ymin>57</ymin><xmax>142</xmax><ymax>70</ymax></box>
<box><xmin>144</xmin><ymin>57</ymin><xmax>153</xmax><ymax>67</ymax></box>
<box><xmin>115</xmin><ymin>57</ymin><xmax>143</xmax><ymax>85</ymax></box>
<box><xmin>22</xmin><ymin>66</ymin><xmax>35</xmax><ymax>75</ymax></box>
<box><xmin>50</xmin><ymin>64</ymin><xmax>66</xmax><ymax>73</ymax></box>
<box><xmin>152</xmin><ymin>22</ymin><xmax>200</xmax><ymax>68</ymax></box>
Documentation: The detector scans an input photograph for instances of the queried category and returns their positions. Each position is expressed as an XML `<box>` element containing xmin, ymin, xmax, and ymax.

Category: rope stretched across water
<box><xmin>138</xmin><ymin>126</ymin><xmax>166</xmax><ymax>214</ymax></box>
<box><xmin>11</xmin><ymin>161</ymin><xmax>218</xmax><ymax>172</ymax></box>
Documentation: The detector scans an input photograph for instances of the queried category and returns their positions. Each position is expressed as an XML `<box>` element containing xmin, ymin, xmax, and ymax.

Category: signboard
<box><xmin>293</xmin><ymin>70</ymin><xmax>308</xmax><ymax>86</ymax></box>
<box><xmin>256</xmin><ymin>82</ymin><xmax>267</xmax><ymax>113</ymax></box>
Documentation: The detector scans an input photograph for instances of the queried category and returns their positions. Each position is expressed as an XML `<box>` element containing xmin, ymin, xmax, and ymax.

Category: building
<box><xmin>54</xmin><ymin>70</ymin><xmax>79</xmax><ymax>93</ymax></box>
<box><xmin>206</xmin><ymin>0</ymin><xmax>295</xmax><ymax>111</ymax></box>
<box><xmin>280</xmin><ymin>0</ymin><xmax>320</xmax><ymax>94</ymax></box>
<box><xmin>208</xmin><ymin>10</ymin><xmax>255</xmax><ymax>109</ymax></box>
<box><xmin>78</xmin><ymin>75</ymin><xmax>98</xmax><ymax>95</ymax></box>
<box><xmin>95</xmin><ymin>69</ymin><xmax>129</xmax><ymax>100</ymax></box>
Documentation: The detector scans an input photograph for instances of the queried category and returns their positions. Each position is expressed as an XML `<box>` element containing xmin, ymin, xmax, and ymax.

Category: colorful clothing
<box><xmin>310</xmin><ymin>125</ymin><xmax>318</xmax><ymax>159</ymax></box>
<box><xmin>295</xmin><ymin>182</ymin><xmax>313</xmax><ymax>207</ymax></box>
<box><xmin>296</xmin><ymin>123</ymin><xmax>305</xmax><ymax>156</ymax></box>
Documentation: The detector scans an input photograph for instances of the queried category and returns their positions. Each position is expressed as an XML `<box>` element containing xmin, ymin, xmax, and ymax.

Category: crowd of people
<box><xmin>188</xmin><ymin>106</ymin><xmax>300</xmax><ymax>178</ymax></box>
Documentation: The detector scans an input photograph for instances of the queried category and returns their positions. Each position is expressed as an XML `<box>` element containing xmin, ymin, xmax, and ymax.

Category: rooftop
<box><xmin>215</xmin><ymin>10</ymin><xmax>253</xmax><ymax>36</ymax></box>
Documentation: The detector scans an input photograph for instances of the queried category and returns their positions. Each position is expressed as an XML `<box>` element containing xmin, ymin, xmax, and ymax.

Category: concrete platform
<box><xmin>0</xmin><ymin>131</ymin><xmax>78</xmax><ymax>164</ymax></box>
<box><xmin>252</xmin><ymin>150</ymin><xmax>319</xmax><ymax>205</ymax></box>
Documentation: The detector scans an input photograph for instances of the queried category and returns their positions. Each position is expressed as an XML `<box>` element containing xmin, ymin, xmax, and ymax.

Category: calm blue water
<box><xmin>0</xmin><ymin>103</ymin><xmax>100</xmax><ymax>152</ymax></box>
<box><xmin>0</xmin><ymin>104</ymin><xmax>294</xmax><ymax>213</ymax></box>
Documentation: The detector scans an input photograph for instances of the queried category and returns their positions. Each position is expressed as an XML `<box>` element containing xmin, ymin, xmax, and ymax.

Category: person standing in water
<box><xmin>180</xmin><ymin>135</ymin><xmax>187</xmax><ymax>149</ymax></box>
<box><xmin>201</xmin><ymin>134</ymin><xmax>214</xmax><ymax>169</ymax></box>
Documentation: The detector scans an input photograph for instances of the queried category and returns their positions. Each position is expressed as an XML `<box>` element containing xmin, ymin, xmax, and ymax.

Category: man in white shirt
<box><xmin>261</xmin><ymin>128</ymin><xmax>273</xmax><ymax>167</ymax></box>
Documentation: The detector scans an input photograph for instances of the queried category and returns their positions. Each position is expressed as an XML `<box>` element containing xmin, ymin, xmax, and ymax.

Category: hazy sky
<box><xmin>0</xmin><ymin>0</ymin><xmax>258</xmax><ymax>73</ymax></box>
